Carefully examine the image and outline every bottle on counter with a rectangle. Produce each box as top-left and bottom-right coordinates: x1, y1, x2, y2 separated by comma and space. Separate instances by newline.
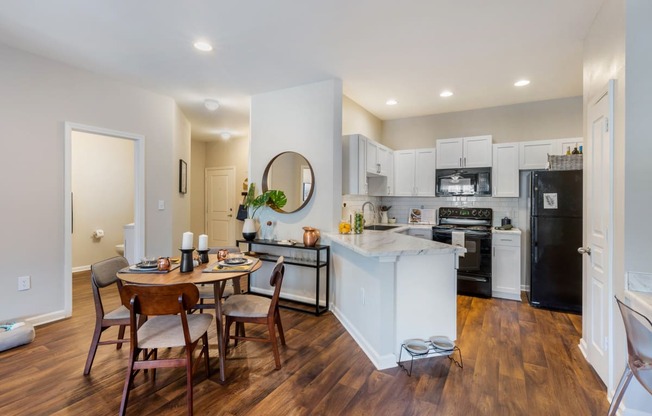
353, 211, 364, 234
572, 146, 580, 155
579, 145, 583, 154
566, 146, 571, 155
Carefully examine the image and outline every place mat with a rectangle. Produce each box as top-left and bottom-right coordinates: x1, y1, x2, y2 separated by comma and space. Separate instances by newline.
203, 257, 259, 273
119, 263, 180, 274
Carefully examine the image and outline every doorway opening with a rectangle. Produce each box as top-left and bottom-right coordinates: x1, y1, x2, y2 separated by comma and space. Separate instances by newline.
64, 122, 145, 317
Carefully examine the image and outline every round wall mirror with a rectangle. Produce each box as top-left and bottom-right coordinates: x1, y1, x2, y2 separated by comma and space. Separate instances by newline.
262, 152, 315, 214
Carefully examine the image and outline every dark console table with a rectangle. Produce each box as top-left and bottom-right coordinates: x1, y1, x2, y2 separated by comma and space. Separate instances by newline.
236, 239, 330, 316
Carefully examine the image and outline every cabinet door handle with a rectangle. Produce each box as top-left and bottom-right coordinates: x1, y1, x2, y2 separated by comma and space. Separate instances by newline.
459, 157, 462, 167
464, 157, 467, 167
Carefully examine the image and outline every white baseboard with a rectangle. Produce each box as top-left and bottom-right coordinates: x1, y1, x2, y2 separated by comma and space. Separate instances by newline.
25, 310, 69, 327
72, 265, 90, 273
330, 304, 397, 370
578, 338, 588, 359
250, 286, 327, 307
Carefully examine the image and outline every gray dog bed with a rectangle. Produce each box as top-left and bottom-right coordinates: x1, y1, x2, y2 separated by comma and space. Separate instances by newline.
0, 322, 35, 352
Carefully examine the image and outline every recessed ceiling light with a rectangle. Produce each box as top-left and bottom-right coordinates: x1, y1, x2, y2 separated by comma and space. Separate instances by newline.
220, 132, 232, 140
440, 91, 453, 98
386, 99, 398, 106
514, 79, 530, 87
204, 99, 220, 111
193, 41, 213, 52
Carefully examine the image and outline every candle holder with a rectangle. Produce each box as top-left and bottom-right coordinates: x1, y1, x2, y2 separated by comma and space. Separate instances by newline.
180, 248, 195, 273
196, 249, 209, 264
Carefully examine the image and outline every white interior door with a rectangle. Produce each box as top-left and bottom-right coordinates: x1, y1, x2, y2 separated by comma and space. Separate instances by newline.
205, 167, 235, 247
583, 83, 613, 386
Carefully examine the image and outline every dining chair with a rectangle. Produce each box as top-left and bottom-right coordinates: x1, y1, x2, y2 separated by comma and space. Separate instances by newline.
608, 297, 652, 416
223, 257, 286, 369
83, 256, 130, 376
119, 283, 212, 416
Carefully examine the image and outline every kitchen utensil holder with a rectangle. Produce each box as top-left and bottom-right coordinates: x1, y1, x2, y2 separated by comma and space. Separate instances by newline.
397, 341, 463, 376
179, 248, 195, 273
196, 249, 209, 264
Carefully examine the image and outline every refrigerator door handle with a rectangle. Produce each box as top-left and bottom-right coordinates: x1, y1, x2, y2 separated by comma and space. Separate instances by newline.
577, 246, 591, 256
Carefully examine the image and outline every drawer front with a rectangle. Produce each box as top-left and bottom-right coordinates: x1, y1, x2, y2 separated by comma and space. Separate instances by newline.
493, 233, 520, 247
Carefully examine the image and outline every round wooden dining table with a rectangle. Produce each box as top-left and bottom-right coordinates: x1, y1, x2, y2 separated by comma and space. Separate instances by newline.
118, 253, 262, 382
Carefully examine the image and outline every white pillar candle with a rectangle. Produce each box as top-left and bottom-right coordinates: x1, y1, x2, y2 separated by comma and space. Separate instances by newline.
181, 232, 194, 249
198, 234, 208, 250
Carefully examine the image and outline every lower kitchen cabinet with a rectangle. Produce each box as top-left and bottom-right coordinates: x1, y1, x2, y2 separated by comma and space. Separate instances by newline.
492, 230, 521, 301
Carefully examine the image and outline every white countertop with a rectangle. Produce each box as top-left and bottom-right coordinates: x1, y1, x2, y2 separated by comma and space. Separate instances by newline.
324, 230, 463, 258
492, 227, 522, 235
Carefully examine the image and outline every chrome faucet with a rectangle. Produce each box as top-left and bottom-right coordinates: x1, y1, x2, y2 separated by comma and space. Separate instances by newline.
362, 201, 376, 225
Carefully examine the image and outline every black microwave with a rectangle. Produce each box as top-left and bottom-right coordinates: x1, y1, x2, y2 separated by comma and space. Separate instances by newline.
435, 168, 492, 197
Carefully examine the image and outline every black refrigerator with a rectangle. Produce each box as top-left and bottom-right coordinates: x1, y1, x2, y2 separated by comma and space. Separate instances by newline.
528, 170, 583, 313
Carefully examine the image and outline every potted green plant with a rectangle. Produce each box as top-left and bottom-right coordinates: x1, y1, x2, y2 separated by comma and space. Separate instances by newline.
242, 183, 287, 240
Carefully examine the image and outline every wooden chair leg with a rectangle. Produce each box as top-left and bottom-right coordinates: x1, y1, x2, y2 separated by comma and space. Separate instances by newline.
224, 317, 233, 354
268, 319, 281, 370
119, 349, 138, 416
117, 325, 126, 350
186, 349, 194, 416
275, 309, 286, 346
83, 323, 103, 375
202, 333, 210, 378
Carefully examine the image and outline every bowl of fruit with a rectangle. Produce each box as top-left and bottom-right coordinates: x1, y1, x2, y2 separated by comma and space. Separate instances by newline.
338, 220, 352, 234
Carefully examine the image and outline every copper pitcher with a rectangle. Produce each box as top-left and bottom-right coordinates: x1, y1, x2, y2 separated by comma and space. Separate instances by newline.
217, 249, 229, 262
302, 227, 320, 247
157, 257, 171, 271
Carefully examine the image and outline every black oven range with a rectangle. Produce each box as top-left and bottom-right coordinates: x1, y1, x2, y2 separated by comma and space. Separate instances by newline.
432, 207, 493, 298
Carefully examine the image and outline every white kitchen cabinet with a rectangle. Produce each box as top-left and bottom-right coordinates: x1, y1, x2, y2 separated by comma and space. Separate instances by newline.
519, 140, 555, 170
436, 135, 492, 168
492, 143, 519, 197
368, 150, 394, 196
366, 139, 391, 176
492, 231, 521, 301
393, 148, 436, 196
407, 228, 432, 239
342, 134, 368, 195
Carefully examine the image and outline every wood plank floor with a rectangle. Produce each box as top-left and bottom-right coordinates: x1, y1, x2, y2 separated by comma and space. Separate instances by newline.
0, 272, 609, 415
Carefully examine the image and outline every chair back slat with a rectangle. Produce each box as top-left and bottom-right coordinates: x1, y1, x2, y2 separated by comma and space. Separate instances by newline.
268, 257, 285, 313
121, 284, 200, 316
91, 256, 129, 288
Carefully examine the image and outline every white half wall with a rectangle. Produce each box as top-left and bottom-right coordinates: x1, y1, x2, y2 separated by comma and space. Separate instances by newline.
248, 79, 342, 302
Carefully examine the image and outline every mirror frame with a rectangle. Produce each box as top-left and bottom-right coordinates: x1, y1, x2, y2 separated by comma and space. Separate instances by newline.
262, 151, 315, 214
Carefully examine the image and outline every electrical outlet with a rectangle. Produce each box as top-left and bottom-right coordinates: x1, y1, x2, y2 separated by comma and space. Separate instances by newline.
18, 276, 31, 291
158, 200, 165, 210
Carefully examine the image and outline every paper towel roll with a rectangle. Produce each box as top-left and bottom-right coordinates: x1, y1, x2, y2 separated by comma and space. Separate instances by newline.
92, 229, 104, 238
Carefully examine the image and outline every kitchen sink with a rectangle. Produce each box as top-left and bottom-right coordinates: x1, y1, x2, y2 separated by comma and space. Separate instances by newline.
363, 224, 401, 231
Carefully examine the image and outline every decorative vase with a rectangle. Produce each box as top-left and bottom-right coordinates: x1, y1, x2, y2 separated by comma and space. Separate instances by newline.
243, 218, 257, 241
303, 226, 319, 247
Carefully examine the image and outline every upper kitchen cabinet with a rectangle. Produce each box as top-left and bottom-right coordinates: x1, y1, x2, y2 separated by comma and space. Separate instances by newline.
492, 143, 519, 197
519, 138, 583, 170
436, 135, 493, 169
394, 148, 436, 196
342, 134, 368, 195
519, 139, 556, 170
366, 140, 392, 176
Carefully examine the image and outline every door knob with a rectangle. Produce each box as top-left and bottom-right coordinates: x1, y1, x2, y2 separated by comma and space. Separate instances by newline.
577, 247, 591, 255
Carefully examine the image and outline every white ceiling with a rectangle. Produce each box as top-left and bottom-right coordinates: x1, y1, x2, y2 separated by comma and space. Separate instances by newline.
0, 0, 604, 141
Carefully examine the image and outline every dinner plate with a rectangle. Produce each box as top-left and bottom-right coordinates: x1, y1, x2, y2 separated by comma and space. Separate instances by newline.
429, 335, 455, 351
136, 262, 158, 269
130, 265, 158, 271
223, 257, 247, 265
404, 338, 429, 355
218, 258, 253, 267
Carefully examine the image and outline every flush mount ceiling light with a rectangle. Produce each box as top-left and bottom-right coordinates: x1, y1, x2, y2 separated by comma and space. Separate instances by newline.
193, 41, 213, 52
220, 132, 232, 140
386, 99, 398, 106
204, 99, 220, 111
440, 91, 453, 97
514, 79, 531, 87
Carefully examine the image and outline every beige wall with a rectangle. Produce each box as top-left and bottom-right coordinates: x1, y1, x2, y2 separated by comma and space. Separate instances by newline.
382, 96, 583, 149
172, 106, 192, 250
343, 95, 383, 143
71, 132, 134, 268
0, 43, 189, 322
190, 140, 206, 236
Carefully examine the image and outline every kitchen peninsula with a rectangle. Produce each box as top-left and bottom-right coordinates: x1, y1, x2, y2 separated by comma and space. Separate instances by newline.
324, 230, 464, 369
